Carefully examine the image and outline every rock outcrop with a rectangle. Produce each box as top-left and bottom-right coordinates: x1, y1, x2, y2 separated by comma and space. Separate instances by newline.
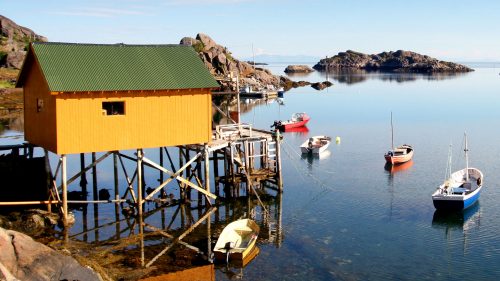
313, 50, 473, 73
0, 15, 47, 69
180, 33, 281, 91
0, 227, 101, 281
284, 65, 314, 73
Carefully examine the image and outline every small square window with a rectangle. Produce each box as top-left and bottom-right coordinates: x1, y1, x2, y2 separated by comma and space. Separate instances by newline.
102, 101, 125, 115
37, 98, 44, 112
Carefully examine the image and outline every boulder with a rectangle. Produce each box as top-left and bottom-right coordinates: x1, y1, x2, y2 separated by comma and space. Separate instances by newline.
5, 51, 26, 69
0, 227, 101, 281
179, 37, 198, 46
284, 65, 314, 73
196, 33, 217, 51
311, 81, 333, 90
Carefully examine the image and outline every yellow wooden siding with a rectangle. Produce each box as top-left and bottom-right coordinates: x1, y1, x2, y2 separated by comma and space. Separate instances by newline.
55, 89, 212, 154
23, 57, 57, 152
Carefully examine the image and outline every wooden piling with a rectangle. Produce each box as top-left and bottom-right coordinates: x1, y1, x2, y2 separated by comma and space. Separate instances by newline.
137, 149, 144, 216
61, 155, 68, 226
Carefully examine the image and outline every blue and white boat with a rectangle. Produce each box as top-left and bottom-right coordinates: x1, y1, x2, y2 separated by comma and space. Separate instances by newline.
432, 133, 484, 211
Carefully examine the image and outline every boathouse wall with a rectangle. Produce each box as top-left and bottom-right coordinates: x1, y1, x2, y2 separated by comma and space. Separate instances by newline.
22, 51, 58, 153
53, 89, 212, 154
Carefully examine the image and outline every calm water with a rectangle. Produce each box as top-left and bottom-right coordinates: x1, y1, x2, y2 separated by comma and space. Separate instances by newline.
2, 64, 500, 280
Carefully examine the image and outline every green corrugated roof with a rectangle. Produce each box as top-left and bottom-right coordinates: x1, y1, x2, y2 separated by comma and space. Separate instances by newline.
24, 42, 219, 92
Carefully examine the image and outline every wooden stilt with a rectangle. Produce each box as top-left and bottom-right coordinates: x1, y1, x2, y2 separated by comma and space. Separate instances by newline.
92, 152, 98, 200
213, 151, 219, 196
137, 149, 144, 216
179, 148, 185, 201
275, 131, 283, 192
204, 144, 210, 206
61, 154, 68, 227
80, 153, 87, 195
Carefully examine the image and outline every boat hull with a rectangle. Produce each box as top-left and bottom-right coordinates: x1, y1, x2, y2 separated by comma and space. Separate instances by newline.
384, 145, 413, 165
278, 118, 310, 131
432, 168, 483, 211
432, 188, 481, 211
213, 219, 260, 263
300, 136, 331, 154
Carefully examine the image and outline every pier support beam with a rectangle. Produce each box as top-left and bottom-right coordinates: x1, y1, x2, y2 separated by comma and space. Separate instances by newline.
61, 154, 68, 226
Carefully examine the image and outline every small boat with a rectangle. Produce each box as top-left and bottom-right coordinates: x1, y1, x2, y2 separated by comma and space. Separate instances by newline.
272, 112, 310, 131
214, 219, 260, 263
384, 112, 413, 165
432, 133, 484, 211
300, 135, 331, 154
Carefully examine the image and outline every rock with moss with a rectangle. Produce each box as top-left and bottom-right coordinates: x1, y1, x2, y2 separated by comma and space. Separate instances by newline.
313, 50, 473, 73
0, 15, 47, 69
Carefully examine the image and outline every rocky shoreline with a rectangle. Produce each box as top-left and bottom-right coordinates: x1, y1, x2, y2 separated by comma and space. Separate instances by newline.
313, 50, 473, 73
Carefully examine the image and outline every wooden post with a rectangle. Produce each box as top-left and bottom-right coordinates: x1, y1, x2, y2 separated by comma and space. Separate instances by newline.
179, 147, 185, 201
159, 147, 164, 183
113, 151, 120, 239
92, 152, 97, 200
186, 148, 192, 202
275, 130, 283, 192
204, 144, 210, 206
61, 155, 68, 227
113, 152, 119, 201
80, 153, 87, 196
213, 151, 219, 196
207, 209, 212, 261
43, 149, 52, 213
197, 148, 203, 207
137, 149, 144, 216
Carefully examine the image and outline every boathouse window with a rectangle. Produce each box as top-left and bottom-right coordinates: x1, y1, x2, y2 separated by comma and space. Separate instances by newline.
102, 101, 125, 116
36, 98, 44, 112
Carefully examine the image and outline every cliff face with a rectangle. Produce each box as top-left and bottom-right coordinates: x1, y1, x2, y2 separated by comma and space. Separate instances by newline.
313, 50, 473, 73
0, 15, 47, 69
180, 33, 280, 91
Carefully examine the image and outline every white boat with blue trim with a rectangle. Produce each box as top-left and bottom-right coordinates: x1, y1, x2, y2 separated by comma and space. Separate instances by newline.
432, 133, 483, 211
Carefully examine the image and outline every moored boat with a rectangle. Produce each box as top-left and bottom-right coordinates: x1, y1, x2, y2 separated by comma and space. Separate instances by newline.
300, 135, 331, 154
272, 112, 310, 131
384, 144, 414, 165
432, 133, 484, 211
213, 219, 260, 263
384, 112, 413, 165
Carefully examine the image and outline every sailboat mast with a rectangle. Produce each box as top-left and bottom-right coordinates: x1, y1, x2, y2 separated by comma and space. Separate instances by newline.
390, 112, 394, 151
464, 132, 469, 181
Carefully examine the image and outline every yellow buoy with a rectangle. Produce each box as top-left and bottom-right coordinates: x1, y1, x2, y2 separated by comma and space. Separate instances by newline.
335, 136, 341, 144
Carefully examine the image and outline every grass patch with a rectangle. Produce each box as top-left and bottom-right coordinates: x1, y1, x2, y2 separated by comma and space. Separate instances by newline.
0, 80, 14, 88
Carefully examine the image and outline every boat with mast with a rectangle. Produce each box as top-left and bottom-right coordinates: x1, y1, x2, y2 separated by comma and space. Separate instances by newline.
432, 133, 484, 211
384, 112, 413, 165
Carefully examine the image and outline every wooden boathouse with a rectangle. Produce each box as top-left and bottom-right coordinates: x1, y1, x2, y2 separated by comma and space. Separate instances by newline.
13, 42, 283, 226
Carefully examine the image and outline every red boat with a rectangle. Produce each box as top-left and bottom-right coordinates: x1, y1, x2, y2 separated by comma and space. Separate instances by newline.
384, 145, 414, 165
272, 113, 310, 131
384, 112, 413, 165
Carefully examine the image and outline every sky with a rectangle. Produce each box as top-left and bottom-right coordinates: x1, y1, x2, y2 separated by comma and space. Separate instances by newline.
2, 0, 500, 61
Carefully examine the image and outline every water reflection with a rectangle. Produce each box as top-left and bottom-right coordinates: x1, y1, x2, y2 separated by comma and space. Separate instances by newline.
301, 150, 331, 166
64, 191, 283, 280
384, 160, 414, 174
325, 69, 471, 84
284, 68, 471, 85
281, 126, 309, 135
432, 203, 481, 254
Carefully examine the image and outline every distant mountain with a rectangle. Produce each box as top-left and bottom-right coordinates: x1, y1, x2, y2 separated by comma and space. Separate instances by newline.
244, 54, 320, 64
0, 15, 47, 69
